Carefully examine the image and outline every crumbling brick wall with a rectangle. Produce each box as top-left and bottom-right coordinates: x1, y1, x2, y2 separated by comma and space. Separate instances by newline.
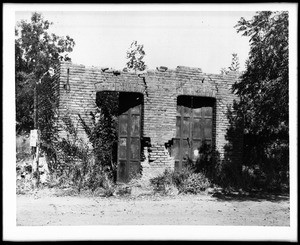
52, 61, 243, 180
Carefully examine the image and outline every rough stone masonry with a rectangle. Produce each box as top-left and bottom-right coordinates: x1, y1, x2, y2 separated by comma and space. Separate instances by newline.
49, 61, 243, 181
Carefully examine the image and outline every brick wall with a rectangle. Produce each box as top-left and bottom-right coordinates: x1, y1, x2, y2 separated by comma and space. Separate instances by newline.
53, 61, 243, 180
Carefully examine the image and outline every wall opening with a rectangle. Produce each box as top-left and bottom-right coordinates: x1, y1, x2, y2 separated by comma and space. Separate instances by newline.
117, 92, 144, 183
96, 91, 144, 183
171, 95, 216, 171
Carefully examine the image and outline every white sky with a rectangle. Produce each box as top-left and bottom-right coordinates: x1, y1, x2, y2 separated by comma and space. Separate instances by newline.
15, 10, 256, 73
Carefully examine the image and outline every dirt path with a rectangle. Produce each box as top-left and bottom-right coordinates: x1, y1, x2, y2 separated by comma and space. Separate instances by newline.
17, 193, 290, 226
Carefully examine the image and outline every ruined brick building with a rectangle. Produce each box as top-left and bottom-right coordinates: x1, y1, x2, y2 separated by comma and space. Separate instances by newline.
49, 61, 243, 182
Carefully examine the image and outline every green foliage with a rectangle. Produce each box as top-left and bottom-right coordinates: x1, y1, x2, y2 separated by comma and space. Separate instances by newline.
16, 133, 31, 161
79, 92, 119, 184
38, 74, 59, 172
126, 40, 147, 73
220, 67, 229, 75
230, 11, 289, 191
15, 12, 75, 133
45, 112, 117, 194
233, 11, 288, 143
54, 114, 92, 192
229, 53, 240, 72
37, 89, 119, 193
182, 173, 211, 194
114, 185, 132, 196
220, 53, 240, 74
150, 162, 212, 195
195, 139, 248, 190
16, 178, 35, 195
150, 169, 173, 193
195, 142, 214, 175
15, 72, 36, 133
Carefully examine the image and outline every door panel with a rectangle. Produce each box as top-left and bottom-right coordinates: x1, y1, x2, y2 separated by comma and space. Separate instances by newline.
129, 161, 141, 179
118, 160, 127, 183
182, 118, 190, 138
183, 106, 190, 117
192, 118, 202, 139
130, 115, 140, 136
193, 108, 202, 117
182, 139, 189, 154
204, 118, 212, 138
176, 117, 181, 137
118, 138, 127, 159
173, 96, 214, 171
117, 93, 142, 183
203, 107, 213, 116
119, 115, 128, 136
130, 138, 140, 160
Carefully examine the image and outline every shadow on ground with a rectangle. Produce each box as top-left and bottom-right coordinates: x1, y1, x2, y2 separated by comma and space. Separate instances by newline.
212, 191, 289, 202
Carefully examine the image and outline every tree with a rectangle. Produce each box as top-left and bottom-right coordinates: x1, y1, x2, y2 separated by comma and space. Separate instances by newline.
220, 53, 240, 74
126, 40, 146, 73
229, 53, 240, 72
15, 12, 75, 133
234, 11, 288, 143
231, 11, 289, 189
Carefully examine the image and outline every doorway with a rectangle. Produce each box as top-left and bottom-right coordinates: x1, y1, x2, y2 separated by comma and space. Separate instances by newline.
171, 96, 215, 171
117, 92, 143, 182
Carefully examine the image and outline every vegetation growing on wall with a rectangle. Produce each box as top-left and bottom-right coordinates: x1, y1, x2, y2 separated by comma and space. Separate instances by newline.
79, 91, 119, 186
220, 53, 240, 75
39, 108, 117, 194
125, 40, 147, 73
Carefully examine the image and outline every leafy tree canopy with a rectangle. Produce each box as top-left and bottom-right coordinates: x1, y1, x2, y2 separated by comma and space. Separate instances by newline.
15, 12, 75, 133
233, 11, 288, 144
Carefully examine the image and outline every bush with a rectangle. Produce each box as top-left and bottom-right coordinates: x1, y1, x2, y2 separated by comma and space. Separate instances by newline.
171, 165, 194, 190
41, 112, 116, 194
114, 185, 132, 196
52, 117, 92, 193
150, 165, 211, 195
150, 169, 173, 193
26, 75, 119, 195
181, 173, 211, 194
16, 178, 35, 195
16, 133, 32, 162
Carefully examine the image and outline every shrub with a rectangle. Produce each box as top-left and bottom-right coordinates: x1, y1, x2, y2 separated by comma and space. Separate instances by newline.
79, 91, 118, 184
171, 166, 193, 190
16, 178, 35, 195
52, 116, 92, 193
181, 172, 211, 194
28, 74, 119, 194
150, 165, 211, 195
40, 112, 114, 194
150, 169, 173, 193
114, 185, 132, 196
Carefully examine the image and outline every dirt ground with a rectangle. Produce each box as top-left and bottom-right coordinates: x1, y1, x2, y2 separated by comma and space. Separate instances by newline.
16, 189, 290, 226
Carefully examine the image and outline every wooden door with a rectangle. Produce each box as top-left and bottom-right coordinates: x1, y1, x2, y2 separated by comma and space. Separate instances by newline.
117, 93, 142, 182
172, 96, 214, 171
